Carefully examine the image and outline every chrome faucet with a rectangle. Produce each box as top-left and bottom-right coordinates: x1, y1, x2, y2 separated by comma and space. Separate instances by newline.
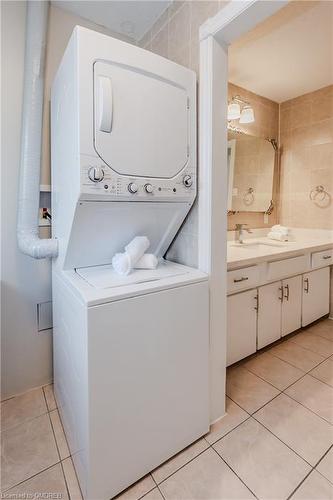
235, 223, 252, 244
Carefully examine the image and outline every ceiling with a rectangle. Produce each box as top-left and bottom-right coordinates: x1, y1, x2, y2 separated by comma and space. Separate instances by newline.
229, 1, 333, 103
52, 1, 171, 42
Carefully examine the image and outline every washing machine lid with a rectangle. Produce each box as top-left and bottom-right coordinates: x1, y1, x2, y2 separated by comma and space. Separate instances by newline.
93, 61, 189, 179
76, 260, 188, 289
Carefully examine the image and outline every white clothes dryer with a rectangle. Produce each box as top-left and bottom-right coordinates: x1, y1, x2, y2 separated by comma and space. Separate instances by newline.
51, 27, 209, 500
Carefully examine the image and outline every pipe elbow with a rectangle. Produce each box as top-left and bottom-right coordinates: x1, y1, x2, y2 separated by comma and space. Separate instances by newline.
17, 230, 58, 259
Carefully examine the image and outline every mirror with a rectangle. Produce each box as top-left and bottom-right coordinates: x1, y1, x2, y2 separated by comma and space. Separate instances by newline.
227, 130, 276, 213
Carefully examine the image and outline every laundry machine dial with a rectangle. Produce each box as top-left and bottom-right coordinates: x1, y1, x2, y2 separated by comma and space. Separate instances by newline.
144, 183, 153, 194
128, 182, 138, 194
88, 166, 104, 182
183, 175, 193, 187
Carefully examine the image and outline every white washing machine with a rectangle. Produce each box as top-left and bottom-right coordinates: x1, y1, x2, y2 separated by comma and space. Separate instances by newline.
51, 27, 209, 500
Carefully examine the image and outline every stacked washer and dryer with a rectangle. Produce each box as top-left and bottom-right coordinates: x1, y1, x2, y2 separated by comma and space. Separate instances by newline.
51, 26, 209, 500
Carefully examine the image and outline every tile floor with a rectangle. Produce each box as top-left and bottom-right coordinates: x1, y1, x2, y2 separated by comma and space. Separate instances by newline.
1, 318, 333, 500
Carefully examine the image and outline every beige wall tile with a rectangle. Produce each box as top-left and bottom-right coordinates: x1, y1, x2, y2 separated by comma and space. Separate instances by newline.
279, 85, 333, 229
168, 2, 190, 64
151, 25, 168, 59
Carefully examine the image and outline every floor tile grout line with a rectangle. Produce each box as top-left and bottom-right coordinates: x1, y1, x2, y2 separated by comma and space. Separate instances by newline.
281, 389, 333, 426
153, 445, 211, 487
60, 459, 72, 500
0, 408, 51, 434
42, 385, 58, 413
287, 335, 333, 358
48, 409, 63, 463
1, 460, 63, 494
226, 389, 283, 417
250, 412, 328, 470
314, 468, 333, 487
228, 364, 285, 393
307, 371, 333, 390
267, 348, 325, 372
150, 473, 166, 500
312, 443, 333, 469
224, 396, 333, 470
203, 414, 252, 447
64, 455, 84, 499
286, 465, 315, 500
211, 443, 259, 500
240, 362, 306, 392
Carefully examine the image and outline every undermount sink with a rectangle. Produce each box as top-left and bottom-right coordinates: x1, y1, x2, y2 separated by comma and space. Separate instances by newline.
230, 240, 286, 249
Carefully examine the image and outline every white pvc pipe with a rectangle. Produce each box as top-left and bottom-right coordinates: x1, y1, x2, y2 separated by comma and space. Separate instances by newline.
17, 0, 58, 259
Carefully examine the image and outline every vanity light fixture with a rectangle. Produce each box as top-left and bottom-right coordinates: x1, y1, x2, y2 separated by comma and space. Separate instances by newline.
228, 95, 255, 124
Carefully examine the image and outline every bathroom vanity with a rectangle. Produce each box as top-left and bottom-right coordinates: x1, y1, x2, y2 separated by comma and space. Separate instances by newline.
227, 233, 333, 366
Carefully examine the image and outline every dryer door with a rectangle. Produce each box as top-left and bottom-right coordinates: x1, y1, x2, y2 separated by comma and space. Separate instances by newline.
93, 61, 189, 179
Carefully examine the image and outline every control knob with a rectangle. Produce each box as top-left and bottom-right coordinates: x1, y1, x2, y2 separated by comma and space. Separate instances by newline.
144, 183, 153, 194
128, 182, 138, 194
88, 166, 104, 183
183, 175, 193, 188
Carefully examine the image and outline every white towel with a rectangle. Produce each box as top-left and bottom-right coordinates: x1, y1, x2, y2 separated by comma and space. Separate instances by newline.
112, 236, 150, 275
271, 224, 289, 236
267, 231, 288, 242
134, 254, 158, 270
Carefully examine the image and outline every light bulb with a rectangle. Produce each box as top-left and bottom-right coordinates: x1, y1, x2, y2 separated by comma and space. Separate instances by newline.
239, 105, 255, 124
227, 102, 241, 120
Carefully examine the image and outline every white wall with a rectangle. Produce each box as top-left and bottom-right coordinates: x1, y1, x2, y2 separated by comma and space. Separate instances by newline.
0, 2, 133, 399
1, 0, 52, 399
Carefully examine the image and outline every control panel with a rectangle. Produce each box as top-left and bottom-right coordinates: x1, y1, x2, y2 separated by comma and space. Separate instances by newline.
80, 157, 196, 201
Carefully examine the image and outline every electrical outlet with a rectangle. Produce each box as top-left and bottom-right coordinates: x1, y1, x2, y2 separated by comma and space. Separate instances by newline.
39, 207, 51, 227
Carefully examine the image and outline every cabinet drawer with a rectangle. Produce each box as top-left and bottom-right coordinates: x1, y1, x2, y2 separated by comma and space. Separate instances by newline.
227, 265, 259, 293
267, 255, 308, 281
312, 249, 333, 269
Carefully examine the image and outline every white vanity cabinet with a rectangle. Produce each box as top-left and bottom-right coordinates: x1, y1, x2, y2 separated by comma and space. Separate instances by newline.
257, 276, 303, 348
257, 282, 282, 349
302, 267, 330, 326
227, 243, 331, 365
227, 289, 257, 366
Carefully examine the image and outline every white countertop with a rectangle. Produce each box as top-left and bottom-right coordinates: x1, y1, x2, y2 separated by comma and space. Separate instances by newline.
227, 234, 333, 270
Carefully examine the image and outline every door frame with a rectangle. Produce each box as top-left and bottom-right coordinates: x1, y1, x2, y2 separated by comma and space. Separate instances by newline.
198, 0, 288, 422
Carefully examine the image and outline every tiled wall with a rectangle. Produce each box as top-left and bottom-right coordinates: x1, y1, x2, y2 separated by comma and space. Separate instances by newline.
141, 2, 280, 264
140, 0, 229, 265
279, 85, 333, 229
140, 1, 227, 74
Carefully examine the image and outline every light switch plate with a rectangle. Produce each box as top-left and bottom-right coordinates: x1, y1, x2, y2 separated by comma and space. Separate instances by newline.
37, 301, 53, 331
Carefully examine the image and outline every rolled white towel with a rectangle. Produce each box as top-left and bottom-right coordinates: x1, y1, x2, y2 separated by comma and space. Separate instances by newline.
134, 254, 158, 270
267, 231, 288, 242
112, 236, 150, 275
271, 224, 289, 236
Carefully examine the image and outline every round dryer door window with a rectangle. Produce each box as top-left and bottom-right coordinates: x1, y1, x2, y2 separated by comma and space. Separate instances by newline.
93, 61, 189, 179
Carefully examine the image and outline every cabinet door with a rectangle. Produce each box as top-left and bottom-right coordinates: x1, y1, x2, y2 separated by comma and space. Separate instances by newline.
257, 282, 282, 349
227, 290, 257, 366
281, 275, 302, 337
302, 267, 330, 327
